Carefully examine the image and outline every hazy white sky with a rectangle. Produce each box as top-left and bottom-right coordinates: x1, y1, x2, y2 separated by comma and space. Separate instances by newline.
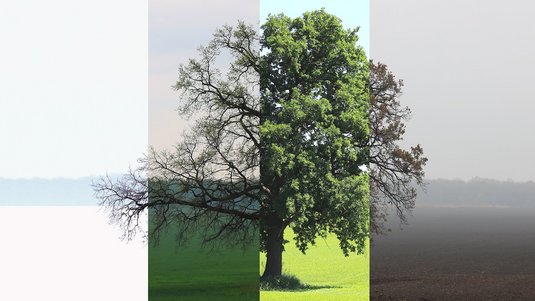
6, 0, 525, 182
6, 0, 530, 182
372, 0, 535, 181
1, 0, 369, 179
0, 0, 148, 179
149, 0, 259, 151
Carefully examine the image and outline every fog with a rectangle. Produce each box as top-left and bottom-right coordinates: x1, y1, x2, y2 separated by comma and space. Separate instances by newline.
371, 180, 535, 300
417, 178, 535, 209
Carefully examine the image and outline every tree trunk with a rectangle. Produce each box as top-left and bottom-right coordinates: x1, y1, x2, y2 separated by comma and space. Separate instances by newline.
261, 219, 285, 279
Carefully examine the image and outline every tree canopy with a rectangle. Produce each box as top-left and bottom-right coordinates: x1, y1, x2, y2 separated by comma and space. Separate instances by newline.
94, 9, 426, 279
258, 10, 370, 277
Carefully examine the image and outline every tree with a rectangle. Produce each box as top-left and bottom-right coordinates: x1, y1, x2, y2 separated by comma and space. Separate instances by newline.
94, 10, 425, 279
368, 61, 427, 234
258, 11, 370, 277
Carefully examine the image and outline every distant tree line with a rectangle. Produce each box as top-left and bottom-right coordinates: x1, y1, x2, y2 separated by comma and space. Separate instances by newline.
417, 178, 535, 208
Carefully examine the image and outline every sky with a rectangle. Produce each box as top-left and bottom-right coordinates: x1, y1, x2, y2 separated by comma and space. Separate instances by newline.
0, 0, 368, 179
149, 0, 259, 151
0, 0, 148, 179
372, 0, 535, 182
261, 0, 369, 54
150, 0, 369, 152
7, 0, 525, 182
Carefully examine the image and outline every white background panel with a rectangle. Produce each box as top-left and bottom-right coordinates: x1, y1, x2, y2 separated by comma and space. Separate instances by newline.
0, 207, 147, 301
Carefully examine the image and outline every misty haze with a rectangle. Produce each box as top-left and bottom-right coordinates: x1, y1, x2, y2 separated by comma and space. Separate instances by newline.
0, 177, 101, 205
370, 0, 535, 299
371, 179, 535, 300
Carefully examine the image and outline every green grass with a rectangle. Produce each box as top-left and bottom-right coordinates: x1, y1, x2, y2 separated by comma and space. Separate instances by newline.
149, 229, 259, 301
260, 230, 369, 301
148, 222, 368, 300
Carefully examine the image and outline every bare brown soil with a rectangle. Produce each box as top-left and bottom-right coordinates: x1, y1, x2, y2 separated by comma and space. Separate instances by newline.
371, 207, 535, 301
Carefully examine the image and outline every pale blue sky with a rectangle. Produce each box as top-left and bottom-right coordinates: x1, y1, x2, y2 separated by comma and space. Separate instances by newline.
261, 0, 369, 54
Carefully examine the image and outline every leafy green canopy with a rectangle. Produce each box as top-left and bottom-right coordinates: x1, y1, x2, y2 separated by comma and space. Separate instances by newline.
259, 10, 369, 255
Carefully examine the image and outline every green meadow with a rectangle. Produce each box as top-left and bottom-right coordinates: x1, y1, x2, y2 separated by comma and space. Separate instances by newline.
148, 226, 368, 301
260, 230, 369, 301
149, 229, 259, 301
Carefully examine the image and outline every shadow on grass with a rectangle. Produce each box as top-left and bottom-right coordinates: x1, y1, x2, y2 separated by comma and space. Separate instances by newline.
260, 274, 339, 292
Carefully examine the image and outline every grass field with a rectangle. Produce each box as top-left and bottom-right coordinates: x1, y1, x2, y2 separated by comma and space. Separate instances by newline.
260, 230, 369, 301
149, 228, 259, 301
148, 223, 368, 301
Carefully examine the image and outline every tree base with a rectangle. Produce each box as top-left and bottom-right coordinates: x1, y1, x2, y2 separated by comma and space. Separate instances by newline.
259, 274, 305, 291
